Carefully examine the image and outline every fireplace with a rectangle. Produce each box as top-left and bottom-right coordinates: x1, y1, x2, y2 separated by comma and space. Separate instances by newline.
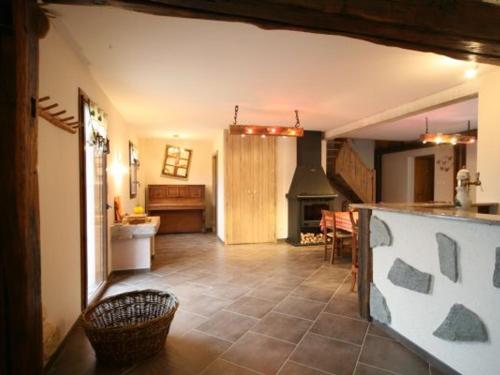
286, 131, 337, 246
302, 200, 330, 227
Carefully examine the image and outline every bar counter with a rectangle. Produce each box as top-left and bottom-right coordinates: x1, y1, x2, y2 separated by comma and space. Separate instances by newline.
352, 202, 500, 226
352, 203, 500, 375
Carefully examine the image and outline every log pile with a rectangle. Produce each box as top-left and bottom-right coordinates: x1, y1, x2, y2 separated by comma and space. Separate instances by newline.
300, 232, 324, 245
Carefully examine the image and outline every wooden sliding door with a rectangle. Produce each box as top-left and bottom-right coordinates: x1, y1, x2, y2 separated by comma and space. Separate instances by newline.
224, 131, 276, 244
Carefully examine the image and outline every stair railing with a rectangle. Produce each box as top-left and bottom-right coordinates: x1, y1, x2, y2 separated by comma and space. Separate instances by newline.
335, 140, 375, 203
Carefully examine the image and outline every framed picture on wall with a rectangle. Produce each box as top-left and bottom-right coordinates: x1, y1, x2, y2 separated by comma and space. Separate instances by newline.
162, 145, 192, 178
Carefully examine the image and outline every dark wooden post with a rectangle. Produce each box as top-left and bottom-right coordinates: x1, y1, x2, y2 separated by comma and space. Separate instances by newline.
357, 208, 372, 320
0, 0, 42, 373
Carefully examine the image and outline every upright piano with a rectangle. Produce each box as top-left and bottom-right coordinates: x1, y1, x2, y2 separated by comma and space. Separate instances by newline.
146, 184, 206, 234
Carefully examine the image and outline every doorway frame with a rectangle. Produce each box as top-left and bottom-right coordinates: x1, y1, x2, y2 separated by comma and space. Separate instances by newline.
4, 1, 499, 374
412, 154, 436, 203
78, 89, 109, 309
212, 151, 218, 234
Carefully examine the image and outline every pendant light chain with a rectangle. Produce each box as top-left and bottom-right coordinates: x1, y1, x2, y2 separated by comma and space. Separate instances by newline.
295, 110, 300, 128
233, 105, 239, 125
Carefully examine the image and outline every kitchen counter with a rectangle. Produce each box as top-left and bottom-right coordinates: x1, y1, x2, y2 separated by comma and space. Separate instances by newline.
355, 203, 500, 374
351, 202, 500, 226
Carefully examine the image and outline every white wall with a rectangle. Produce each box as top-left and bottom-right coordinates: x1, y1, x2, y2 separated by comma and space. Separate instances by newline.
372, 210, 500, 375
138, 137, 214, 228
477, 68, 500, 204
381, 145, 454, 203
39, 24, 137, 346
276, 138, 297, 239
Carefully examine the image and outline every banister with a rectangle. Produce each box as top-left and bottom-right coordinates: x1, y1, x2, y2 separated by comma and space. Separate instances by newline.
334, 140, 375, 203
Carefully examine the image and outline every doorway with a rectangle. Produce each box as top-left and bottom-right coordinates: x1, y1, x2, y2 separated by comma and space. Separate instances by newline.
212, 152, 218, 234
79, 92, 108, 307
414, 155, 435, 202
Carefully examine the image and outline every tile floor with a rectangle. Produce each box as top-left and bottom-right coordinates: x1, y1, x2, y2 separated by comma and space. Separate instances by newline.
47, 234, 437, 375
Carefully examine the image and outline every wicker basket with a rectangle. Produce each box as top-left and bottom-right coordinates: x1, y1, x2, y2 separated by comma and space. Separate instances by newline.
81, 289, 179, 365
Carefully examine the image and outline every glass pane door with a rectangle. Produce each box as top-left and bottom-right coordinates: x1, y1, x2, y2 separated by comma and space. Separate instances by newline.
82, 100, 107, 303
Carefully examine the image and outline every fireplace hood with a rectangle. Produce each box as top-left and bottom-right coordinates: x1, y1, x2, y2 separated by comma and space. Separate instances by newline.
287, 131, 337, 199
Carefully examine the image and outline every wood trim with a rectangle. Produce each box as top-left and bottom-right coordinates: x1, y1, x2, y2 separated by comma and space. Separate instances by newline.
357, 208, 372, 320
212, 151, 218, 234
371, 321, 460, 375
1, 1, 43, 373
43, 318, 80, 372
44, 0, 500, 66
78, 90, 88, 311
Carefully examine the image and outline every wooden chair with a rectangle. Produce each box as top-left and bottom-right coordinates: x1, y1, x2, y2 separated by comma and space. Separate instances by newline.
321, 210, 353, 264
349, 209, 359, 292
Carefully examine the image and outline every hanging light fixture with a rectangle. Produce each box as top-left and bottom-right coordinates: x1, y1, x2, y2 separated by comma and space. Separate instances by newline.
229, 105, 304, 137
420, 118, 476, 145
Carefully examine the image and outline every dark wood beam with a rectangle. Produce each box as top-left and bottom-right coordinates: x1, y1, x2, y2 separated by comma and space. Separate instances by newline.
0, 0, 43, 373
357, 207, 372, 320
43, 0, 500, 65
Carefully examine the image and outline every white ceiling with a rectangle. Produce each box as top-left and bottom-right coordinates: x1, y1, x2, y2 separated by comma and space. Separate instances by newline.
345, 97, 478, 141
50, 5, 491, 139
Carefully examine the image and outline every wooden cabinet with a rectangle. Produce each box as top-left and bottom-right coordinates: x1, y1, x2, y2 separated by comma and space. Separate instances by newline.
224, 131, 276, 244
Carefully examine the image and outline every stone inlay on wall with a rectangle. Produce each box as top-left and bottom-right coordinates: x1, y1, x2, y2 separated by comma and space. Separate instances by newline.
436, 233, 459, 282
388, 258, 432, 294
493, 247, 500, 288
370, 283, 391, 325
370, 216, 392, 247
433, 304, 488, 342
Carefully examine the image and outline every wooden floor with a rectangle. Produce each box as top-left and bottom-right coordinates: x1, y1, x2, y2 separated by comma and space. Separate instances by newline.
47, 234, 440, 375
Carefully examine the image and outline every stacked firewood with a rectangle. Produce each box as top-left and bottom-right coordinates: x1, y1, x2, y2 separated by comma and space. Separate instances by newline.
300, 232, 325, 245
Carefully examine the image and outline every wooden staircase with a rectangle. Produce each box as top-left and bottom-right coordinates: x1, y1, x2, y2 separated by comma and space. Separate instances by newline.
327, 139, 375, 203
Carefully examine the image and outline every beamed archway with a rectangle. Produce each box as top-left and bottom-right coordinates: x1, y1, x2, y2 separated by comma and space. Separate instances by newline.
2, 0, 500, 373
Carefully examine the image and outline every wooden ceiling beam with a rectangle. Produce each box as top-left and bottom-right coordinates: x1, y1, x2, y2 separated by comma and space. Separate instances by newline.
43, 0, 500, 65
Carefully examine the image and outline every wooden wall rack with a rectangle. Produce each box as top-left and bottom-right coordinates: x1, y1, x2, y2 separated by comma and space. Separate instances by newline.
38, 96, 79, 134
